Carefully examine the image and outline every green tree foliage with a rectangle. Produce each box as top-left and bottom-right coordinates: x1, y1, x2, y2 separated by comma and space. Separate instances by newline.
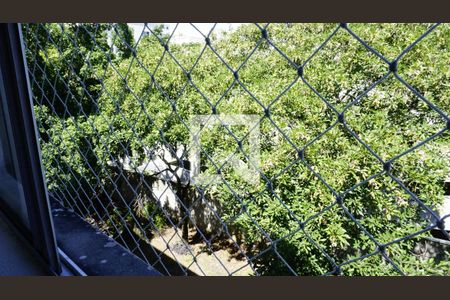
25, 23, 450, 275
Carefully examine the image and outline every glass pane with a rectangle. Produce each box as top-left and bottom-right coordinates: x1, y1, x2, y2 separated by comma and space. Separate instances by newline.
0, 86, 30, 230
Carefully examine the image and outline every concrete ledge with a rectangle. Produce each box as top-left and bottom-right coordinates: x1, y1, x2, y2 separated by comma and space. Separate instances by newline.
50, 199, 161, 276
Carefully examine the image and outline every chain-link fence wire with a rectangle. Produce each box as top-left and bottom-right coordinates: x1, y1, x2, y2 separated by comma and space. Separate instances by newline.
22, 23, 450, 276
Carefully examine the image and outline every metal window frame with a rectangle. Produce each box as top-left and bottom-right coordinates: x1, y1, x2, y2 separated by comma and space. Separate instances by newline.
0, 23, 61, 275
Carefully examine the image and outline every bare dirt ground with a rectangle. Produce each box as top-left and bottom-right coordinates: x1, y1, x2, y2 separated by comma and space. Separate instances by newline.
149, 227, 254, 276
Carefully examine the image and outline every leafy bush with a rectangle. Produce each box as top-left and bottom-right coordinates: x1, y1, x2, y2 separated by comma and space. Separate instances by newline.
25, 23, 449, 275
